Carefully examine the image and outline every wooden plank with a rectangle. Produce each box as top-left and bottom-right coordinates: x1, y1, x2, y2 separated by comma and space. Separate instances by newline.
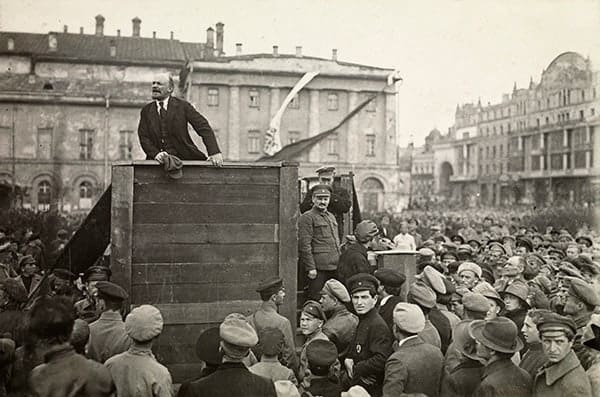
133, 224, 279, 245
133, 203, 277, 224
134, 166, 280, 185
131, 262, 277, 285
158, 323, 220, 343
154, 301, 261, 324
278, 165, 299, 326
110, 165, 134, 302
131, 282, 260, 304
133, 183, 279, 205
132, 242, 278, 264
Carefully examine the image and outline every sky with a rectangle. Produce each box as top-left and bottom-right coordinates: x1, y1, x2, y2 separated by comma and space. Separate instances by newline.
1, 0, 599, 146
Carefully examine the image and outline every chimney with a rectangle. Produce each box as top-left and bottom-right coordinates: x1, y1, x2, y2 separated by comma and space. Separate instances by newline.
216, 22, 224, 55
331, 48, 338, 61
170, 31, 174, 40
63, 25, 68, 33
235, 43, 242, 55
80, 27, 84, 34
109, 40, 116, 57
152, 31, 156, 39
7, 38, 14, 51
95, 14, 105, 36
132, 17, 141, 37
272, 45, 279, 56
206, 27, 214, 48
48, 33, 57, 52
295, 46, 302, 57
117, 29, 121, 37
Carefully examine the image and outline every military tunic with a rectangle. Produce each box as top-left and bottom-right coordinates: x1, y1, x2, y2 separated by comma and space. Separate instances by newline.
88, 310, 132, 363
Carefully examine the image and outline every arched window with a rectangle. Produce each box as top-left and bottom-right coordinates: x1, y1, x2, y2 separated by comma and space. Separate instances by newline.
79, 181, 93, 209
37, 180, 51, 211
361, 177, 384, 213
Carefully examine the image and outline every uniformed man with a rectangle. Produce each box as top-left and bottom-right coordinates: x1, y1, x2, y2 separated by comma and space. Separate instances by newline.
319, 279, 358, 358
373, 268, 405, 332
298, 184, 341, 301
247, 276, 298, 374
87, 281, 132, 363
75, 265, 111, 323
344, 273, 393, 397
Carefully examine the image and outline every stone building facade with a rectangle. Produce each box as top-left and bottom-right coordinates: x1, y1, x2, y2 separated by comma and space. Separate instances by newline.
436, 52, 599, 207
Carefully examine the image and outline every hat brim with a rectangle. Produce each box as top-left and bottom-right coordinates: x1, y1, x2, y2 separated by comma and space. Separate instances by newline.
469, 320, 524, 354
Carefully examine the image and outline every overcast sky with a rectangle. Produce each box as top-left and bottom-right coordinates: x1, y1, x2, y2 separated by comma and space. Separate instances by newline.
1, 0, 599, 146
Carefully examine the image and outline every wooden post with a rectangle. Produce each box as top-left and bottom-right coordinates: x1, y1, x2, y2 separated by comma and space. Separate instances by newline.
279, 163, 298, 325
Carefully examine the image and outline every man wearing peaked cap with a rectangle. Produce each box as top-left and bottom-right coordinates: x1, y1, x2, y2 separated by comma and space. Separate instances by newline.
247, 276, 298, 374
106, 305, 172, 397
179, 313, 277, 397
320, 279, 358, 358
302, 339, 343, 397
88, 281, 132, 364
75, 265, 111, 324
344, 273, 392, 397
533, 313, 592, 397
384, 302, 444, 397
515, 237, 534, 256
374, 268, 405, 332
469, 317, 532, 397
462, 292, 492, 320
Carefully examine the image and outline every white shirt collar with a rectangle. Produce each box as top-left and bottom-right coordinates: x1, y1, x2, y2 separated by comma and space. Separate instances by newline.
380, 295, 392, 307
156, 95, 170, 112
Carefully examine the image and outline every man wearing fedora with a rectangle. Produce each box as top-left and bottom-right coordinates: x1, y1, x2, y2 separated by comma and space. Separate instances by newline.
533, 313, 592, 397
469, 316, 532, 397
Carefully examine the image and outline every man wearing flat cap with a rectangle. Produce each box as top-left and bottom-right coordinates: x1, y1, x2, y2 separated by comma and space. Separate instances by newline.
247, 276, 298, 374
303, 339, 342, 397
469, 317, 532, 397
179, 313, 277, 397
106, 305, 173, 397
383, 303, 443, 397
374, 268, 405, 332
406, 282, 441, 350
88, 281, 132, 364
320, 279, 358, 358
298, 184, 341, 301
533, 313, 592, 397
344, 273, 392, 397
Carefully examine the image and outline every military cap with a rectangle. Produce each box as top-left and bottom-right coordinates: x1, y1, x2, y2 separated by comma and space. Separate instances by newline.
311, 184, 332, 197
220, 313, 258, 348
467, 239, 482, 248
257, 327, 285, 357
502, 281, 530, 306
527, 253, 546, 267
433, 235, 448, 243
501, 235, 516, 242
537, 312, 577, 335
565, 276, 600, 306
195, 327, 221, 365
95, 281, 128, 301
393, 302, 426, 333
83, 265, 111, 282
374, 268, 406, 288
18, 255, 36, 268
516, 238, 533, 252
321, 279, 351, 303
441, 251, 458, 261
458, 262, 482, 278
347, 273, 379, 294
0, 278, 27, 303
408, 282, 436, 309
474, 283, 505, 308
442, 242, 458, 252
52, 268, 76, 281
457, 244, 473, 254
421, 266, 446, 294
451, 235, 465, 244
462, 292, 492, 313
488, 242, 506, 254
256, 276, 283, 296
302, 300, 326, 321
558, 231, 573, 241
576, 236, 593, 248
547, 248, 565, 260
315, 166, 335, 175
306, 339, 338, 368
125, 305, 163, 342
418, 247, 435, 257
430, 224, 442, 231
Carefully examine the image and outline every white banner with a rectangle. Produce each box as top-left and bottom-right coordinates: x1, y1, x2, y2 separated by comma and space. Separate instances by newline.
263, 71, 319, 156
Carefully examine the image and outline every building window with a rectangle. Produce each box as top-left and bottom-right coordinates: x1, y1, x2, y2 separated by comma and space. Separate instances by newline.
327, 133, 338, 155
288, 130, 300, 144
574, 151, 587, 168
579, 110, 584, 120
119, 130, 133, 160
492, 146, 496, 158
79, 181, 93, 209
366, 135, 375, 157
0, 127, 10, 157
531, 134, 540, 149
531, 155, 541, 171
247, 130, 261, 154
289, 94, 299, 109
550, 154, 563, 170
327, 93, 339, 111
207, 88, 219, 106
507, 124, 511, 133
361, 177, 384, 213
249, 89, 260, 108
37, 180, 51, 211
37, 128, 52, 159
499, 145, 503, 157
592, 108, 596, 116
79, 129, 94, 160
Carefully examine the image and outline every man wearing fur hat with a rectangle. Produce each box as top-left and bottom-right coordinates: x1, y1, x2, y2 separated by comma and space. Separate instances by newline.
383, 303, 443, 397
179, 313, 276, 397
105, 305, 173, 396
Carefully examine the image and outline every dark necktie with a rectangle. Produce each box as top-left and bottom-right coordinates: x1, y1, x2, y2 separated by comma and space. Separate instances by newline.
158, 101, 167, 119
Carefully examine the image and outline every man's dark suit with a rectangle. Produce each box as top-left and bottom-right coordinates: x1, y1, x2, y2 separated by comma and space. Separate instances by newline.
176, 362, 276, 397
378, 295, 403, 332
137, 96, 220, 160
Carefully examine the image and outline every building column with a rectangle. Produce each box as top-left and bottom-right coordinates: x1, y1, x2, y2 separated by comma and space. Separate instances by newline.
228, 85, 240, 160
347, 91, 360, 163
308, 89, 320, 162
384, 92, 396, 165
